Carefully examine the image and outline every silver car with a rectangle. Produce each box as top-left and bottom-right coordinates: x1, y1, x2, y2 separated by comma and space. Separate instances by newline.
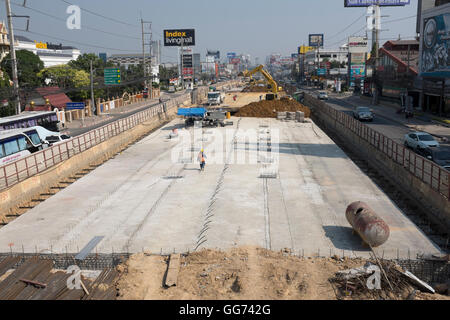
353, 107, 374, 122
404, 132, 440, 151
317, 91, 328, 100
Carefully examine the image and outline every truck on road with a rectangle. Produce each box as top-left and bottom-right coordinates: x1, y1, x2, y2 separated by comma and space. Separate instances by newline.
207, 91, 225, 106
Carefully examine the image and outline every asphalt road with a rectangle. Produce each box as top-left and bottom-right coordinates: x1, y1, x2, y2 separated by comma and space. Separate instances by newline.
67, 91, 187, 137
303, 87, 449, 147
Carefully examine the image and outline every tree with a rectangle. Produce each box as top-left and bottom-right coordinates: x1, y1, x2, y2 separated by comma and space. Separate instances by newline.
69, 53, 114, 77
38, 65, 90, 89
159, 65, 178, 85
0, 50, 44, 87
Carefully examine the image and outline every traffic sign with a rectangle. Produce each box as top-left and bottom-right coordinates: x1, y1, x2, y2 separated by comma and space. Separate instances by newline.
66, 102, 85, 110
104, 68, 121, 85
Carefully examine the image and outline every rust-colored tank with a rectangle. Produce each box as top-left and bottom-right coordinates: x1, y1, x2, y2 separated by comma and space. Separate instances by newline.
345, 201, 390, 247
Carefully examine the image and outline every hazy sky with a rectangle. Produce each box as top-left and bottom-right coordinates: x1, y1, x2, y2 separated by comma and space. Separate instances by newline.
0, 0, 419, 63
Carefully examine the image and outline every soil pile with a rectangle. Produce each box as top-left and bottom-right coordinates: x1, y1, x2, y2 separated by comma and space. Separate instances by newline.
242, 86, 269, 93
235, 97, 311, 118
115, 246, 449, 300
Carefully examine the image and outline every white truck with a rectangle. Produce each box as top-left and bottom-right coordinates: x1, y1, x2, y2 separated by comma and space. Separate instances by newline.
207, 91, 225, 106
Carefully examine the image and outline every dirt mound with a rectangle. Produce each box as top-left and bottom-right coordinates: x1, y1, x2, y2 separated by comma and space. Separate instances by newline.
242, 86, 269, 93
235, 98, 311, 118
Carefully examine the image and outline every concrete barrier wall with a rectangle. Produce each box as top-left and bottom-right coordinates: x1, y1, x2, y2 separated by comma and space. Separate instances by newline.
305, 94, 450, 232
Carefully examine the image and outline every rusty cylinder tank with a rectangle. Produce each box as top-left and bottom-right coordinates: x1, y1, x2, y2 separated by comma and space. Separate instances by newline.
345, 201, 390, 247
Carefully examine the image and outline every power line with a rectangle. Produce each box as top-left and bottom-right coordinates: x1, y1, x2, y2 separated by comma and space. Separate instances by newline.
327, 10, 366, 41
7, 0, 141, 41
58, 0, 139, 28
16, 28, 141, 52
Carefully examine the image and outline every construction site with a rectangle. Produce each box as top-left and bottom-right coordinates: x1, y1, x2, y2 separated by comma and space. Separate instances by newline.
0, 71, 449, 300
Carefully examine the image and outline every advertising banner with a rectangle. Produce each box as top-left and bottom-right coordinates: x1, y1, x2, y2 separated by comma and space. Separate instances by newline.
164, 29, 195, 47
182, 54, 193, 68
344, 0, 410, 7
348, 37, 369, 53
298, 45, 315, 54
309, 34, 324, 48
419, 4, 450, 78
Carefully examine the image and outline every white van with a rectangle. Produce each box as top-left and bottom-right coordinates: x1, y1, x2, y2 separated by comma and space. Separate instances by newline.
30, 126, 72, 146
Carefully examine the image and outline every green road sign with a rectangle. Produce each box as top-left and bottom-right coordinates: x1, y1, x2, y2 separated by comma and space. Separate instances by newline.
104, 68, 121, 85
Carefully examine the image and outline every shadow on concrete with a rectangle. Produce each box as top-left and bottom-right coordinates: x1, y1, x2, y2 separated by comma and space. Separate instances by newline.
231, 143, 347, 158
322, 225, 371, 251
161, 123, 185, 131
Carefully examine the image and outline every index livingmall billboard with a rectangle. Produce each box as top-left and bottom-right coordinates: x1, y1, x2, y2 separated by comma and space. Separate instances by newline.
163, 29, 195, 47
344, 0, 410, 6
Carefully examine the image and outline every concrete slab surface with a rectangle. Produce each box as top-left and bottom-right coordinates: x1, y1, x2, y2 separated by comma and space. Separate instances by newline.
0, 117, 441, 259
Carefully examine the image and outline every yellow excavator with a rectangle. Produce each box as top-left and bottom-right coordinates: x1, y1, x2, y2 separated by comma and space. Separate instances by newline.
241, 65, 282, 100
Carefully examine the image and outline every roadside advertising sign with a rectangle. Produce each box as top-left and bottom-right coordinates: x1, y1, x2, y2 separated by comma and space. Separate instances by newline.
348, 37, 369, 53
309, 34, 324, 48
344, 0, 410, 7
419, 4, 450, 78
164, 29, 195, 46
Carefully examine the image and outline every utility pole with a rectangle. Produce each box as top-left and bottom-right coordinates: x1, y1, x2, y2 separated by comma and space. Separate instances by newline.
5, 0, 21, 114
141, 19, 152, 98
180, 38, 184, 89
90, 60, 95, 116
373, 4, 381, 104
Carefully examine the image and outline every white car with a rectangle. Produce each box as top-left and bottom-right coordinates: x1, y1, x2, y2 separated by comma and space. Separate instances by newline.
404, 132, 440, 151
31, 126, 72, 146
317, 91, 328, 100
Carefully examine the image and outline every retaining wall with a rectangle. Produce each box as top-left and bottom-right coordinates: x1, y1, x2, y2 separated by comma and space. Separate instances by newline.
305, 94, 450, 232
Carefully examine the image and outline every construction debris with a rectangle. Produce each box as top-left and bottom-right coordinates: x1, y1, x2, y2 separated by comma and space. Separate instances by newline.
329, 259, 440, 300
235, 98, 311, 118
0, 257, 119, 300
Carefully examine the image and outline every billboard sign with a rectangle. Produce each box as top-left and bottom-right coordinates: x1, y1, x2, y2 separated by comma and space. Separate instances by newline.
344, 0, 410, 7
348, 37, 369, 53
231, 58, 241, 64
309, 34, 324, 48
182, 54, 193, 68
227, 52, 236, 59
298, 45, 315, 54
419, 4, 450, 78
164, 29, 195, 47
317, 69, 327, 76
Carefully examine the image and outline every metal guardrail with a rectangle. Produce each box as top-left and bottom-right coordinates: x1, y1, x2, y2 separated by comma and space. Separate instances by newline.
308, 95, 450, 201
0, 93, 190, 191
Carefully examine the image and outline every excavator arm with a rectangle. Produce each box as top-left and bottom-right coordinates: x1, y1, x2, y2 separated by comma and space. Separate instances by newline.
242, 65, 281, 95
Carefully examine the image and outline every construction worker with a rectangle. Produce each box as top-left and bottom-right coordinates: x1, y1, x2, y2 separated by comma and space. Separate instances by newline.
198, 149, 207, 171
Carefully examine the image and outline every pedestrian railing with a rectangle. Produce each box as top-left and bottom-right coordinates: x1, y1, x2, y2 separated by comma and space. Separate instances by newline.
307, 95, 450, 201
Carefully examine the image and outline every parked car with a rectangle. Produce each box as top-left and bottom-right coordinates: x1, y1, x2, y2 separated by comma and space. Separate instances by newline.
353, 107, 374, 122
317, 91, 328, 100
404, 132, 440, 151
417, 147, 450, 171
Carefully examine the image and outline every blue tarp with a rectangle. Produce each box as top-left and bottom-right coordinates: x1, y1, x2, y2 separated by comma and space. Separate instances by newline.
177, 108, 207, 117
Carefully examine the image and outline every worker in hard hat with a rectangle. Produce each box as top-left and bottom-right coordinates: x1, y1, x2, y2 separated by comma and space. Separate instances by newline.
197, 149, 207, 172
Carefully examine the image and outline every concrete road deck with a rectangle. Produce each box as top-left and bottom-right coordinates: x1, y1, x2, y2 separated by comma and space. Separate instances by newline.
0, 117, 441, 258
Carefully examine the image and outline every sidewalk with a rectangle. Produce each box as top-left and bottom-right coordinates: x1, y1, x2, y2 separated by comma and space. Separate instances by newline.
340, 94, 450, 144
63, 92, 181, 136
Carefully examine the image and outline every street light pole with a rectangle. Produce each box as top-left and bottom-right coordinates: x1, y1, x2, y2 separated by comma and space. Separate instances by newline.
5, 0, 21, 114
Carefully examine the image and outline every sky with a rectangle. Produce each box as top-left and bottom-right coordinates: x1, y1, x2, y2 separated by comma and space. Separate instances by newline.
0, 0, 419, 63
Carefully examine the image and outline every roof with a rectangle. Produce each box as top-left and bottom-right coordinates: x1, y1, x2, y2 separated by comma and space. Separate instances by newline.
0, 111, 56, 124
35, 87, 72, 109
380, 47, 419, 74
14, 35, 33, 43
177, 108, 207, 117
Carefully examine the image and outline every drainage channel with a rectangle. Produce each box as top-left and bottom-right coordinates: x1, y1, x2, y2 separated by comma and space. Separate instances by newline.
311, 113, 450, 253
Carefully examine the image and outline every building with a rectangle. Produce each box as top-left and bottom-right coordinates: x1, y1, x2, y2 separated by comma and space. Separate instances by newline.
23, 86, 72, 112
108, 54, 152, 68
0, 21, 9, 62
99, 53, 107, 63
366, 40, 420, 104
304, 45, 348, 77
14, 35, 80, 67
